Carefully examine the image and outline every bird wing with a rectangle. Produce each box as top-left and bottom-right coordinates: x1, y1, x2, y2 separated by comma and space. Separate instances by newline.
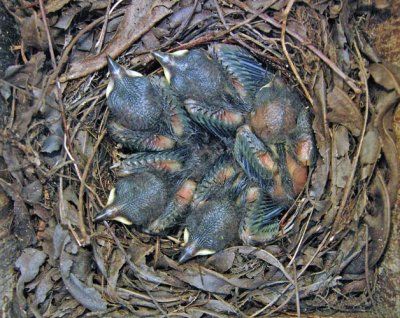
209, 44, 271, 102
184, 99, 244, 139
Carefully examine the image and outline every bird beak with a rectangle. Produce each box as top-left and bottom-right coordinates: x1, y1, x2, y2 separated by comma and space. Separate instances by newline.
107, 55, 124, 80
152, 51, 173, 66
94, 206, 133, 225
178, 241, 199, 263
178, 241, 216, 263
94, 187, 133, 225
94, 206, 118, 223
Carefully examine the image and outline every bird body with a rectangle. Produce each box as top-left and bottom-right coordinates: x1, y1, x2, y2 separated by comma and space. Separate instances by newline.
178, 155, 243, 263
235, 76, 315, 202
101, 45, 316, 261
152, 45, 269, 138
106, 56, 193, 151
107, 66, 163, 131
94, 172, 170, 228
153, 49, 242, 110
179, 198, 240, 263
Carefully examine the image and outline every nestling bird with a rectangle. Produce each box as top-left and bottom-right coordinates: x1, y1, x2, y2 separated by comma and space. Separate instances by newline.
234, 76, 315, 204
106, 56, 192, 151
178, 155, 242, 263
231, 76, 315, 244
94, 172, 169, 227
179, 198, 241, 263
96, 144, 225, 233
152, 45, 270, 138
94, 171, 196, 232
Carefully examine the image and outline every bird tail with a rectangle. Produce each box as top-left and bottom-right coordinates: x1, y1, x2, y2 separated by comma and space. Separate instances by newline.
275, 142, 295, 201
239, 186, 286, 245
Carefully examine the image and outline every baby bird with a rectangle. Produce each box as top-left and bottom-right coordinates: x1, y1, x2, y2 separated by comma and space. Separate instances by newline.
179, 198, 240, 263
106, 56, 192, 151
178, 155, 242, 263
94, 171, 196, 233
234, 76, 315, 204
152, 45, 269, 138
94, 172, 169, 227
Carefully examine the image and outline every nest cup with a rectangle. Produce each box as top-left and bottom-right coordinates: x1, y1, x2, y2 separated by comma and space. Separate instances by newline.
3, 0, 399, 316
62, 3, 399, 316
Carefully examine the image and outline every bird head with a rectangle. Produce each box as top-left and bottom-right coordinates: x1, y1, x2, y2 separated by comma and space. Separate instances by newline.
106, 55, 144, 98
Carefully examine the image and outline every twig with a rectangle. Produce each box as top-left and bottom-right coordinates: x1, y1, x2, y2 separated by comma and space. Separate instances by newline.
0, 79, 34, 97
213, 0, 271, 55
6, 88, 16, 130
63, 134, 82, 180
95, 0, 113, 54
297, 231, 330, 278
172, 4, 273, 52
364, 224, 376, 308
38, 0, 82, 190
103, 222, 168, 316
333, 41, 369, 234
160, 0, 199, 49
110, 0, 125, 14
46, 9, 123, 88
292, 263, 301, 318
281, 0, 313, 105
230, 0, 361, 94
287, 208, 314, 268
38, 0, 56, 70
78, 129, 107, 244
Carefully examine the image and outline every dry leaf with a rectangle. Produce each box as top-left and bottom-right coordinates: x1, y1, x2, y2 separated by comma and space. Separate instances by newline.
46, 0, 72, 13
360, 127, 381, 180
327, 86, 363, 136
60, 235, 107, 312
18, 13, 48, 50
369, 63, 400, 95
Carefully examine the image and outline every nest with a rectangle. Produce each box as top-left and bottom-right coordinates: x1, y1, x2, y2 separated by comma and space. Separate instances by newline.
1, 0, 399, 317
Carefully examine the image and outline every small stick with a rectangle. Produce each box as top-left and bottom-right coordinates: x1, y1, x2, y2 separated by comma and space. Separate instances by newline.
231, 0, 361, 94
78, 129, 107, 244
333, 42, 369, 233
103, 222, 168, 317
281, 0, 313, 105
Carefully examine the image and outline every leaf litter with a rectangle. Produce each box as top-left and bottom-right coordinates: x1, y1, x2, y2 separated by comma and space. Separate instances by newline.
0, 0, 399, 316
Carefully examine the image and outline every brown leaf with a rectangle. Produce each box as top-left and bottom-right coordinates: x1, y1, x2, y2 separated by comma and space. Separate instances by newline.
35, 268, 58, 305
15, 248, 47, 311
360, 127, 381, 180
61, 0, 175, 81
373, 91, 400, 205
363, 171, 391, 268
0, 179, 36, 247
311, 71, 331, 199
327, 86, 363, 136
369, 63, 400, 95
342, 172, 390, 275
60, 235, 107, 312
15, 248, 47, 285
333, 126, 349, 158
18, 13, 48, 50
22, 180, 43, 204
45, 0, 72, 13
205, 250, 235, 273
107, 249, 126, 290
171, 266, 235, 294
332, 127, 351, 189
4, 52, 45, 88
59, 186, 80, 226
